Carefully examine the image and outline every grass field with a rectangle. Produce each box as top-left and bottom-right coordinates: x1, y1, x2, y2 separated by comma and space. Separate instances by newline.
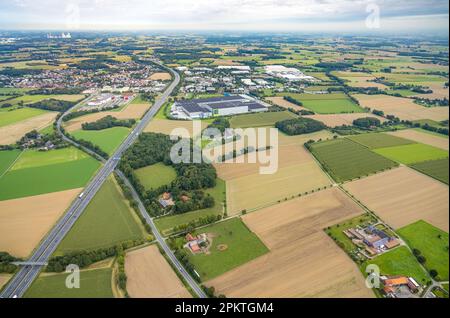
374, 143, 449, 165
280, 93, 363, 114
135, 163, 177, 190
310, 139, 398, 183
56, 177, 145, 253
71, 127, 131, 155
0, 107, 48, 127
0, 150, 21, 176
398, 221, 449, 281
362, 246, 430, 285
11, 147, 89, 170
347, 133, 415, 149
0, 94, 85, 107
411, 158, 449, 184
25, 268, 113, 298
0, 157, 100, 201
155, 179, 226, 236
187, 218, 269, 281
229, 111, 296, 128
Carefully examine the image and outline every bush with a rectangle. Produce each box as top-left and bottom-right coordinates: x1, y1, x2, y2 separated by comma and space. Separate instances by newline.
275, 117, 326, 136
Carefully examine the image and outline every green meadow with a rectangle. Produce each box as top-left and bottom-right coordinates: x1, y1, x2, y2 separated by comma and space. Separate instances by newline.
374, 143, 448, 165
229, 111, 297, 128
411, 158, 449, 184
280, 93, 363, 114
347, 133, 416, 149
71, 127, 131, 155
398, 221, 449, 281
187, 218, 269, 281
135, 163, 177, 190
56, 177, 145, 253
11, 147, 89, 170
0, 157, 100, 201
25, 268, 113, 298
0, 149, 22, 176
0, 107, 48, 127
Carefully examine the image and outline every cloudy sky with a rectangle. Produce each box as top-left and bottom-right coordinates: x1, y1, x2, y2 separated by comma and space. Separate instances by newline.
0, 0, 448, 33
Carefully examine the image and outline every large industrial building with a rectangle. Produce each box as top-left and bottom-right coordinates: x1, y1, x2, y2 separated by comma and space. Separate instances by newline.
172, 95, 269, 119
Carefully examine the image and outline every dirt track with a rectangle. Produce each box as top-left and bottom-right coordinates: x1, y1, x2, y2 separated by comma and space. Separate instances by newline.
344, 167, 449, 232
125, 245, 191, 298
207, 188, 374, 298
0, 188, 82, 257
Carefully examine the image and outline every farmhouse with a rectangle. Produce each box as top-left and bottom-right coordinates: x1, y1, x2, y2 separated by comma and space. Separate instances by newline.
159, 192, 175, 208
381, 275, 421, 298
343, 225, 400, 256
172, 95, 268, 119
184, 233, 209, 254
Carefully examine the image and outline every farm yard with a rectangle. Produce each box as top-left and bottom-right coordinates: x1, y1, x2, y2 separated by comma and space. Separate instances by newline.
56, 177, 145, 254
207, 188, 374, 298
185, 218, 269, 281
125, 245, 191, 298
0, 188, 82, 258
398, 221, 449, 281
352, 94, 449, 122
309, 138, 398, 183
24, 268, 114, 298
362, 247, 430, 286
278, 93, 364, 114
154, 178, 226, 236
344, 167, 449, 232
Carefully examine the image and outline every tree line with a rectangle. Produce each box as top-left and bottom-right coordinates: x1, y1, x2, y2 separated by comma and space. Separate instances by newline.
81, 115, 136, 131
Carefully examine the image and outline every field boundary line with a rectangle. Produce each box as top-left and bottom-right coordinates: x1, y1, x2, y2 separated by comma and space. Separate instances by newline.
0, 150, 24, 180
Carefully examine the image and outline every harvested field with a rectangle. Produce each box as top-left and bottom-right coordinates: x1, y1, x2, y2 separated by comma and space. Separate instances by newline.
387, 129, 449, 151
207, 188, 374, 298
226, 161, 331, 215
344, 167, 449, 232
332, 71, 388, 90
265, 97, 307, 111
125, 245, 191, 298
0, 112, 57, 145
145, 119, 208, 138
64, 103, 150, 132
149, 72, 172, 81
353, 94, 449, 121
0, 188, 82, 257
305, 113, 386, 128
0, 275, 12, 291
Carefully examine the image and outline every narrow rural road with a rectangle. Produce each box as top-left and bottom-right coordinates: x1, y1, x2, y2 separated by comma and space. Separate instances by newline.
0, 61, 206, 299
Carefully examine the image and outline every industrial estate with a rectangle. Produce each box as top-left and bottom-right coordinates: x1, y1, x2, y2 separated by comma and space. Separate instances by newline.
0, 5, 449, 303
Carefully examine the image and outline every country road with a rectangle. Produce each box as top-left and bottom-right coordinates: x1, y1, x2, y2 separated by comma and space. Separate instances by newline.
0, 61, 206, 299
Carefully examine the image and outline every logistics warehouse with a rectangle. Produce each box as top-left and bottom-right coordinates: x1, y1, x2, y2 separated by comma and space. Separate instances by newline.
171, 95, 269, 119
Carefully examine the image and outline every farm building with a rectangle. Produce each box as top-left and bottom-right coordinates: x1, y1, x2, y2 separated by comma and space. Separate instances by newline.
343, 225, 400, 255
381, 276, 421, 298
172, 95, 268, 119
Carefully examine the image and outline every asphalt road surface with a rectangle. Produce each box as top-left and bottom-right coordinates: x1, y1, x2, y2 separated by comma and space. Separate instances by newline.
0, 62, 206, 299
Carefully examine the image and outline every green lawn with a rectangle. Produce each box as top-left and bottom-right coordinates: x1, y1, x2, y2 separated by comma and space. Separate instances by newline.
0, 157, 100, 201
155, 178, 226, 236
0, 149, 21, 177
362, 246, 430, 285
24, 268, 113, 298
398, 221, 449, 281
374, 143, 449, 165
187, 218, 269, 281
310, 139, 398, 183
135, 163, 177, 190
56, 177, 145, 253
71, 127, 131, 155
347, 133, 416, 149
11, 147, 89, 171
229, 111, 297, 128
0, 107, 48, 127
280, 93, 364, 114
411, 158, 449, 184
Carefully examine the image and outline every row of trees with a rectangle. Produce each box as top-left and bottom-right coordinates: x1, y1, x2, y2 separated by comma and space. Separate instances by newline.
62, 106, 120, 122
81, 115, 136, 131
0, 252, 19, 274
28, 99, 77, 112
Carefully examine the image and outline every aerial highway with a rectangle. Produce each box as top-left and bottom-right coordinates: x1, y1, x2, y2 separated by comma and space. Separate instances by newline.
0, 62, 206, 299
